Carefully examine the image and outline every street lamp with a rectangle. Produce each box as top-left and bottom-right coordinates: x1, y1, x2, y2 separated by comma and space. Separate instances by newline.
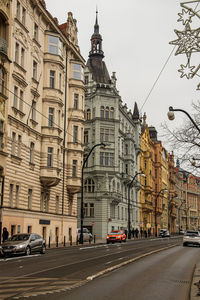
127, 171, 145, 239
167, 106, 200, 134
79, 142, 106, 244
154, 188, 168, 237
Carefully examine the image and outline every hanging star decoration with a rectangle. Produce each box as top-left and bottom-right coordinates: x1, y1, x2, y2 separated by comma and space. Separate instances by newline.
178, 9, 194, 25
178, 62, 195, 78
169, 1, 200, 89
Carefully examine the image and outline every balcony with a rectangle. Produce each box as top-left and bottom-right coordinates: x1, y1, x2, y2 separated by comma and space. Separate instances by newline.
144, 184, 152, 194
67, 177, 81, 194
142, 200, 153, 212
0, 38, 8, 56
40, 166, 61, 187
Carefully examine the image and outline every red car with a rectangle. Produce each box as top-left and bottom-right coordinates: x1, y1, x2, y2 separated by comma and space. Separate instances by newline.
106, 230, 127, 244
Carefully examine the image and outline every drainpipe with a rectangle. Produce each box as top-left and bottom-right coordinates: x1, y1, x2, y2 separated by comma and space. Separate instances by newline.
0, 176, 5, 244
61, 50, 68, 235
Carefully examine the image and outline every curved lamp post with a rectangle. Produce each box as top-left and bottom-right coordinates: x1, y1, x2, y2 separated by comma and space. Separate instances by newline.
80, 142, 106, 244
154, 188, 168, 237
168, 106, 200, 134
127, 171, 145, 239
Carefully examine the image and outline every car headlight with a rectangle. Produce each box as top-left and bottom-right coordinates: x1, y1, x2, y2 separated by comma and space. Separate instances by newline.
16, 244, 26, 249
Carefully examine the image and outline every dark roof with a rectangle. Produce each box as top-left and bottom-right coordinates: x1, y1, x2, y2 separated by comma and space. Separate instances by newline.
86, 57, 110, 84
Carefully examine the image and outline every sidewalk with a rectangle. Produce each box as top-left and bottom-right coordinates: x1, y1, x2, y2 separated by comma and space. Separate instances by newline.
190, 261, 200, 299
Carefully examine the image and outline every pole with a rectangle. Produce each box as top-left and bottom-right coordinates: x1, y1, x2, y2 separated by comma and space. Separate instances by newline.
154, 189, 167, 237
127, 172, 143, 239
80, 143, 105, 244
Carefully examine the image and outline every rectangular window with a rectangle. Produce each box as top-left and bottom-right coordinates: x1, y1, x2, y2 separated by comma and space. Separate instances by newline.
73, 126, 78, 143
30, 142, 34, 163
47, 147, 53, 167
15, 43, 19, 63
48, 35, 62, 56
15, 185, 19, 207
20, 48, 25, 68
125, 163, 128, 174
99, 152, 114, 166
11, 132, 16, 155
22, 7, 26, 25
59, 73, 61, 90
48, 107, 54, 127
31, 101, 36, 121
19, 90, 23, 111
84, 75, 88, 84
56, 195, 59, 214
49, 70, 55, 88
33, 60, 37, 80
72, 160, 77, 177
74, 93, 79, 109
28, 189, 32, 209
90, 203, 94, 217
16, 1, 20, 19
72, 63, 84, 81
9, 184, 14, 206
13, 86, 18, 108
84, 130, 88, 144
84, 203, 88, 217
34, 23, 38, 40
17, 135, 21, 157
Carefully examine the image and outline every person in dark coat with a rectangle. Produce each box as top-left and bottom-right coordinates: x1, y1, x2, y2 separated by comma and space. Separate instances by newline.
135, 228, 139, 238
148, 228, 151, 238
132, 228, 135, 238
144, 230, 147, 238
140, 228, 143, 238
2, 227, 9, 242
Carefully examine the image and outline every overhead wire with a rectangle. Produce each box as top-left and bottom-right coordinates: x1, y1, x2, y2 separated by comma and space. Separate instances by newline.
139, 0, 200, 112
0, 82, 84, 145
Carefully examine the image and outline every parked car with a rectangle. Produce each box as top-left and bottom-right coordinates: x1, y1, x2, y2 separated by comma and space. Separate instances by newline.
179, 229, 185, 235
77, 228, 93, 243
106, 230, 126, 244
159, 229, 170, 238
0, 233, 46, 257
183, 230, 200, 247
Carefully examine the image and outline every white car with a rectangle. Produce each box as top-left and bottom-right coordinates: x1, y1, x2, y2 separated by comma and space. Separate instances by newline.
183, 230, 200, 247
77, 228, 92, 243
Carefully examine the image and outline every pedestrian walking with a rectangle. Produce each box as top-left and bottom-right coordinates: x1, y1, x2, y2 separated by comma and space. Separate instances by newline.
132, 228, 135, 238
135, 228, 139, 238
140, 228, 143, 238
144, 230, 147, 238
2, 227, 9, 242
148, 228, 151, 238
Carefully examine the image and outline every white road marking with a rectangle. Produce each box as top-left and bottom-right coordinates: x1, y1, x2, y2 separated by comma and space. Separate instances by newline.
0, 254, 40, 262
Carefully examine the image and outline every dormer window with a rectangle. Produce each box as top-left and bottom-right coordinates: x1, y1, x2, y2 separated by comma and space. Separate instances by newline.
48, 35, 63, 56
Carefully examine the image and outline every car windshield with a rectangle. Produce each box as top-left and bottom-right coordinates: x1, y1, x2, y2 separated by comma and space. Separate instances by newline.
185, 231, 199, 236
10, 234, 30, 241
110, 231, 121, 234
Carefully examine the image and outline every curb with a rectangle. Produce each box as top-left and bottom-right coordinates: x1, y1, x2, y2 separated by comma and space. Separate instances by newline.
190, 262, 200, 299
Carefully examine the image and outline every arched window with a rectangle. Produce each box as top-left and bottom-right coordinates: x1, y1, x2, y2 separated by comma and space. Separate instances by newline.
105, 106, 109, 119
110, 107, 114, 118
100, 106, 104, 118
86, 109, 91, 120
84, 178, 95, 193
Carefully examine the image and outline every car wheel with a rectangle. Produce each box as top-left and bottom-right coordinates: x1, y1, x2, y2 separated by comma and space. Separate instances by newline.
183, 243, 187, 247
106, 240, 109, 244
124, 238, 126, 243
25, 246, 31, 256
119, 239, 122, 243
40, 244, 46, 254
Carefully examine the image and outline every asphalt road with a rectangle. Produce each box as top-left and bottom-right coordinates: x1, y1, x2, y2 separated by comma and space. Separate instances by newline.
0, 236, 196, 300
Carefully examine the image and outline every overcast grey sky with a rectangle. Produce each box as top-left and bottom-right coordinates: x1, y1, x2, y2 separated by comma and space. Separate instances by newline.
45, 0, 199, 148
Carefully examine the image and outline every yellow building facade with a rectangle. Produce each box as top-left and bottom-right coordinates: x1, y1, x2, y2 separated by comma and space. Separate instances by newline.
0, 0, 85, 244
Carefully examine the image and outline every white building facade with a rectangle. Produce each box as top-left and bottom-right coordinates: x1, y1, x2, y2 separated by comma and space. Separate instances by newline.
77, 13, 141, 240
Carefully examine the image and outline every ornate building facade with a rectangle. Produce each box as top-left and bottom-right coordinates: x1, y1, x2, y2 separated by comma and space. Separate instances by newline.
0, 0, 85, 244
78, 13, 141, 240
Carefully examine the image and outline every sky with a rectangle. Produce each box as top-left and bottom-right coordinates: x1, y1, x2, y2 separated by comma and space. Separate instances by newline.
45, 0, 200, 151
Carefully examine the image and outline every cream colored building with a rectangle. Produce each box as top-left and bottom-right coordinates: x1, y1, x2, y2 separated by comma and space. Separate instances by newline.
0, 0, 85, 244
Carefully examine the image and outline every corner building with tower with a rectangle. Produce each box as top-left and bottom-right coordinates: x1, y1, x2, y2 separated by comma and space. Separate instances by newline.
77, 13, 141, 240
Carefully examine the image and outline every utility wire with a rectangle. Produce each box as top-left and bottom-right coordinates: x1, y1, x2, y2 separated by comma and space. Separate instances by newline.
0, 82, 84, 145
140, 0, 200, 112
